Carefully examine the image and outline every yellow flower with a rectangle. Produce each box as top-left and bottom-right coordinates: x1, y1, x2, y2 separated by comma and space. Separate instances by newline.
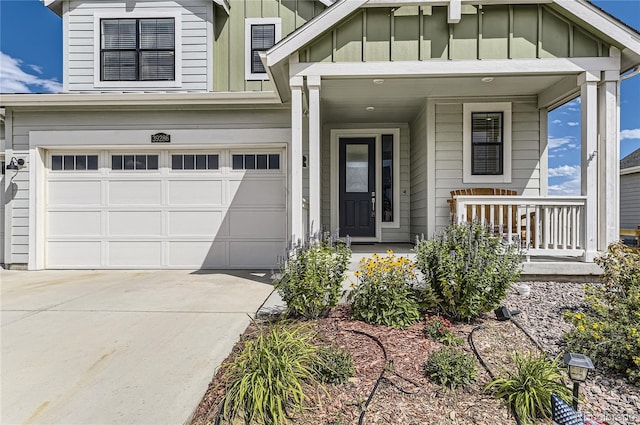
592, 323, 599, 330
578, 325, 586, 332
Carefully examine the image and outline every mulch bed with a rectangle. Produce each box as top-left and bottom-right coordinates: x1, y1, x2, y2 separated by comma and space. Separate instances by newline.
190, 305, 544, 425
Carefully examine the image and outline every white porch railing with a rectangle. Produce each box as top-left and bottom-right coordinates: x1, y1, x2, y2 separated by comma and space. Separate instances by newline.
454, 196, 587, 258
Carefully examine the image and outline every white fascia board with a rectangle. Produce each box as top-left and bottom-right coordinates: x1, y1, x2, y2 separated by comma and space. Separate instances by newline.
266, 0, 367, 67
554, 0, 640, 58
0, 92, 282, 107
290, 57, 621, 77
621, 166, 640, 176
365, 0, 550, 5
318, 0, 335, 6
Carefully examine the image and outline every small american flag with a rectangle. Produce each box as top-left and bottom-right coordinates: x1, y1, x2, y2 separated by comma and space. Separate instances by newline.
551, 395, 584, 425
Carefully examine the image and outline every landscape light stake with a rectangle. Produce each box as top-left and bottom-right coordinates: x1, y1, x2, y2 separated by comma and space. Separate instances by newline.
563, 352, 594, 410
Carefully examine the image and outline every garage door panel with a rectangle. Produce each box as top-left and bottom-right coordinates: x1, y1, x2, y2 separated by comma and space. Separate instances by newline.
108, 242, 162, 267
168, 241, 227, 267
47, 241, 102, 267
168, 180, 223, 205
229, 179, 285, 206
49, 181, 102, 206
109, 181, 162, 205
229, 211, 285, 238
229, 241, 283, 267
109, 211, 162, 236
168, 211, 227, 236
48, 211, 101, 236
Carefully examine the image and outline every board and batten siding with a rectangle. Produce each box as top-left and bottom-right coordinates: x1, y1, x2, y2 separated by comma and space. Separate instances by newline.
433, 98, 542, 233
6, 107, 290, 265
409, 102, 428, 240
321, 124, 411, 243
213, 0, 325, 92
300, 4, 612, 63
620, 172, 640, 230
66, 0, 211, 92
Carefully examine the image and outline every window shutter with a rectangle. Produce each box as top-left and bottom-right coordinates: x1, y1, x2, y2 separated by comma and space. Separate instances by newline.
251, 24, 275, 73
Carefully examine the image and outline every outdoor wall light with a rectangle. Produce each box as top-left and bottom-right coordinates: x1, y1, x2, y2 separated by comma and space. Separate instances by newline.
563, 352, 594, 410
5, 157, 25, 170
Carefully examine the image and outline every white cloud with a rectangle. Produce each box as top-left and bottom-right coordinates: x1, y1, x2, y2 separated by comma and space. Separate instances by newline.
567, 122, 579, 127
0, 51, 61, 93
548, 164, 580, 178
28, 64, 44, 74
552, 119, 562, 125
548, 165, 581, 196
621, 129, 640, 140
548, 136, 575, 150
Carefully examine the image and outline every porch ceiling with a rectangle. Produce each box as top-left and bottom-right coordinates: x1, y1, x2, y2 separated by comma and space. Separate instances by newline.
320, 74, 568, 123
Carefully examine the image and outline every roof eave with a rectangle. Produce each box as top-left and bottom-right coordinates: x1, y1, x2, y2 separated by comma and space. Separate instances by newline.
0, 91, 282, 108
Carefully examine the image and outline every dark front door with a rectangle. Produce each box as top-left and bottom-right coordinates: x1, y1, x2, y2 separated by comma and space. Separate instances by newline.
339, 137, 376, 237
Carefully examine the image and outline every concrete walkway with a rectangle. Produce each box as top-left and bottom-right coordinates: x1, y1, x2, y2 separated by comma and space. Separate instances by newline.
1, 269, 274, 425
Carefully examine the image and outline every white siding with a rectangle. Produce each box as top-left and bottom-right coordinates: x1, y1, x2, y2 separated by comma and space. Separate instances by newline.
66, 0, 210, 92
6, 107, 290, 266
620, 172, 640, 230
433, 97, 541, 233
409, 102, 428, 240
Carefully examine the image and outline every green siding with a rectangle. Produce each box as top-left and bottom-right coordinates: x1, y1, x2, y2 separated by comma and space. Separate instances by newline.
300, 4, 610, 64
213, 0, 325, 92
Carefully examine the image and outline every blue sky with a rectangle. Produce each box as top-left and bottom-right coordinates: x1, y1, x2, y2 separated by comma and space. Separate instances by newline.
1, 0, 639, 195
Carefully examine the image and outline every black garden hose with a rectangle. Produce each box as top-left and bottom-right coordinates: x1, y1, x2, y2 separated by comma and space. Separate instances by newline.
468, 325, 523, 425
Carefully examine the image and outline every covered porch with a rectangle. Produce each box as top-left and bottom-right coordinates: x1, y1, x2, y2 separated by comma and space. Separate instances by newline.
263, 1, 640, 267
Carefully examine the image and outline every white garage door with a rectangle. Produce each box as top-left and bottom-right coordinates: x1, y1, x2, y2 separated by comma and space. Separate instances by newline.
46, 150, 286, 269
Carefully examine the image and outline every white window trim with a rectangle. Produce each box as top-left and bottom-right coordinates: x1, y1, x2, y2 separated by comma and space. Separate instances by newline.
93, 10, 183, 89
245, 18, 281, 81
463, 102, 512, 184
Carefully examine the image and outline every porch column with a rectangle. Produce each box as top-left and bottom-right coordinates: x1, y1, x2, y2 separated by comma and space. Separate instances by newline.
307, 75, 321, 235
579, 71, 600, 262
598, 69, 620, 250
291, 76, 304, 244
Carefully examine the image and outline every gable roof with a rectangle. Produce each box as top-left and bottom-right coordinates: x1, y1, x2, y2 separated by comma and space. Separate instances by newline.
621, 147, 640, 170
266, 0, 640, 72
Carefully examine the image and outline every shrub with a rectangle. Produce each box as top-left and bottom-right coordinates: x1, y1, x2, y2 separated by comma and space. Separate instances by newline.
311, 345, 356, 385
424, 316, 463, 346
423, 347, 478, 388
564, 242, 640, 385
415, 221, 522, 321
486, 352, 572, 425
275, 236, 351, 319
220, 322, 319, 425
348, 251, 421, 329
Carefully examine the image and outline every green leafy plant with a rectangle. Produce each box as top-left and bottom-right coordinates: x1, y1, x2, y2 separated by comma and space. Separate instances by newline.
348, 251, 421, 329
564, 242, 640, 385
415, 221, 522, 321
311, 345, 356, 385
486, 352, 572, 425
423, 347, 477, 388
275, 236, 351, 319
424, 316, 463, 346
219, 322, 319, 425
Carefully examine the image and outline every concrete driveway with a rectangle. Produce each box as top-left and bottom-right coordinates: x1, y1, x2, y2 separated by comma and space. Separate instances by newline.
1, 269, 274, 425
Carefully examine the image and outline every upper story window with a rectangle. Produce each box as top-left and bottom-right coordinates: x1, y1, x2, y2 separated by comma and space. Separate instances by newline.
101, 18, 175, 81
245, 18, 281, 81
463, 103, 512, 184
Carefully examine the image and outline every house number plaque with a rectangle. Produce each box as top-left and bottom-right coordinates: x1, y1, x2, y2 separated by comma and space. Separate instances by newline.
151, 132, 171, 143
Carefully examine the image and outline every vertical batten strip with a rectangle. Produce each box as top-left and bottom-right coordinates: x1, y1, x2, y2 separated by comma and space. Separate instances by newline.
569, 23, 574, 57
390, 8, 395, 61
362, 9, 367, 62
536, 5, 542, 59
418, 6, 424, 61
477, 5, 482, 60
508, 5, 513, 60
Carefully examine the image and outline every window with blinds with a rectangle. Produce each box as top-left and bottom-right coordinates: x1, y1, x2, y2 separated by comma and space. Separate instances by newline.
250, 24, 276, 74
101, 18, 175, 81
471, 112, 503, 175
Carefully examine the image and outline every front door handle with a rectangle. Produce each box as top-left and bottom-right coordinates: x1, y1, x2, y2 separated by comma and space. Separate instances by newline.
371, 192, 376, 217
